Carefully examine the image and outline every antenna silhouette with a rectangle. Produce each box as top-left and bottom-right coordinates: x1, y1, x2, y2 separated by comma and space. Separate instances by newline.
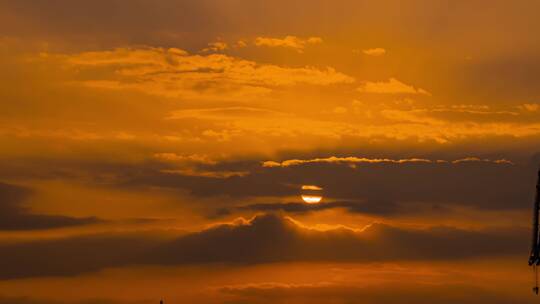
529, 168, 540, 294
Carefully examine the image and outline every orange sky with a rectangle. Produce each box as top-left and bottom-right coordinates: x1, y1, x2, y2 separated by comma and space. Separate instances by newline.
1, 1, 540, 303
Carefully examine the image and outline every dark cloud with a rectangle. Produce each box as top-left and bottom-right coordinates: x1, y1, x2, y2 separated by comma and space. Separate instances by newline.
219, 282, 527, 304
0, 282, 529, 304
3, 0, 540, 49
0, 297, 138, 304
124, 159, 538, 212
0, 182, 101, 230
235, 200, 402, 216
1, 155, 537, 217
165, 213, 522, 264
0, 232, 161, 279
0, 0, 221, 50
0, 213, 525, 279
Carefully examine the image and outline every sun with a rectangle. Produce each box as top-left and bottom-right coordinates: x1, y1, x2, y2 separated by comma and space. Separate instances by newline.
301, 195, 323, 204
301, 184, 323, 204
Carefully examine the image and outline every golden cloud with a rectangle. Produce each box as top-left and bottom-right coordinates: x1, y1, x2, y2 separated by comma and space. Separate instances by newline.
262, 156, 514, 168
5, 43, 540, 158
166, 107, 287, 120
254, 35, 323, 52
519, 103, 540, 112
235, 40, 248, 48
55, 47, 353, 100
201, 41, 228, 52
451, 157, 514, 165
357, 78, 431, 95
154, 152, 248, 178
153, 153, 217, 165
301, 185, 323, 190
161, 168, 249, 178
362, 48, 386, 56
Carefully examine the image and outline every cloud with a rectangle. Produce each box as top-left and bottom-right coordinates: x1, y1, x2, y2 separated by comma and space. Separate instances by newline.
201, 41, 228, 52
226, 159, 528, 209
234, 40, 248, 48
6, 41, 540, 154
88, 152, 528, 214
236, 200, 401, 216
252, 156, 528, 211
153, 152, 249, 178
301, 185, 322, 190
362, 48, 386, 56
166, 106, 286, 120
218, 281, 523, 304
357, 78, 431, 95
261, 156, 513, 168
0, 153, 526, 214
254, 36, 323, 52
54, 47, 353, 100
332, 106, 348, 114
386, 105, 521, 124
153, 153, 217, 165
0, 232, 158, 279
0, 182, 101, 230
451, 157, 514, 164
161, 168, 249, 178
0, 213, 525, 279
0, 296, 129, 304
520, 103, 540, 112
261, 156, 431, 167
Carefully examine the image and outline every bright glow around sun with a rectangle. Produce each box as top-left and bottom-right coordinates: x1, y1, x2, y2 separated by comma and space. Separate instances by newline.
301, 185, 323, 190
301, 195, 323, 204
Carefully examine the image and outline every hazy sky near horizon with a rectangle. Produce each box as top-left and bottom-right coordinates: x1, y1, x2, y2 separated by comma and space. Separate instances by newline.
1, 1, 540, 303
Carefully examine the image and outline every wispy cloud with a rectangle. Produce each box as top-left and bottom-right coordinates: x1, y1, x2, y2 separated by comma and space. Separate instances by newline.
153, 152, 248, 178
201, 41, 228, 52
52, 47, 354, 100
234, 40, 248, 48
0, 213, 524, 279
262, 156, 513, 168
166, 107, 286, 120
519, 103, 540, 112
302, 185, 323, 190
153, 153, 217, 165
254, 36, 322, 52
361, 48, 386, 56
357, 78, 431, 95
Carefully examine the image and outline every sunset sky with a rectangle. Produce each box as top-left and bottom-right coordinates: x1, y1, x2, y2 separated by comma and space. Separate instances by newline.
1, 1, 540, 303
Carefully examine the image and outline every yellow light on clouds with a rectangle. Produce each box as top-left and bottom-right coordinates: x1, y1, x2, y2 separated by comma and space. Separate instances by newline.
301, 185, 323, 190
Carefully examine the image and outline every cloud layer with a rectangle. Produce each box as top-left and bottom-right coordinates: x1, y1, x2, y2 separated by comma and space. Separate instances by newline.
357, 78, 431, 95
0, 213, 525, 279
0, 182, 100, 230
255, 36, 323, 52
55, 47, 354, 100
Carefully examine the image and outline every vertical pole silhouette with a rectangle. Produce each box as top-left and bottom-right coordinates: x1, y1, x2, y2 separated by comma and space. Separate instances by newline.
529, 169, 540, 294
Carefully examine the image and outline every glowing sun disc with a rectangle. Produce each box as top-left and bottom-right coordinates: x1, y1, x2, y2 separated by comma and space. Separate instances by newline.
301, 195, 322, 204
